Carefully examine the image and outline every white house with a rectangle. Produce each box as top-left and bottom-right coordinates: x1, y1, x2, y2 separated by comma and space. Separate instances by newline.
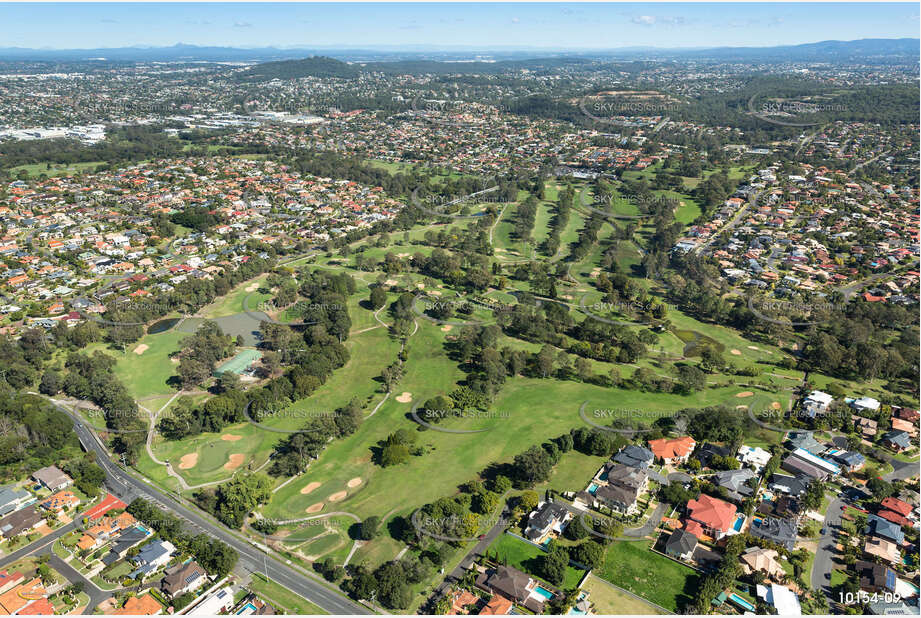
738, 445, 772, 471
851, 397, 881, 413
803, 391, 834, 416
188, 586, 234, 615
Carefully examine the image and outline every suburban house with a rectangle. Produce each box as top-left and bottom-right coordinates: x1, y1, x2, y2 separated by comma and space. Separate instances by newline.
881, 430, 912, 453
30, 466, 72, 492
0, 506, 44, 539
102, 527, 150, 566
749, 517, 799, 551
857, 561, 897, 594
713, 468, 757, 501
113, 593, 163, 615
130, 540, 176, 577
588, 462, 648, 515
786, 448, 840, 477
0, 570, 25, 595
476, 565, 551, 614
188, 586, 234, 615
737, 445, 772, 471
768, 474, 808, 497
740, 547, 785, 579
664, 529, 698, 561
864, 537, 901, 564
850, 396, 881, 413
853, 415, 878, 439
802, 390, 834, 416
0, 487, 33, 517
831, 451, 866, 472
612, 445, 654, 470
40, 490, 80, 513
648, 436, 696, 464
685, 494, 738, 540
786, 431, 823, 455
756, 583, 801, 615
524, 502, 571, 544
866, 515, 905, 545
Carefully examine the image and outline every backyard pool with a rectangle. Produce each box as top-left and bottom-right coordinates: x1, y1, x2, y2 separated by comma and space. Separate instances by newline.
236, 602, 258, 615
732, 514, 746, 532
534, 586, 555, 601
588, 483, 599, 494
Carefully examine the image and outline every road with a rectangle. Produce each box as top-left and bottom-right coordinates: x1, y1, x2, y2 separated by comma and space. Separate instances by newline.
44, 399, 372, 615
810, 497, 846, 605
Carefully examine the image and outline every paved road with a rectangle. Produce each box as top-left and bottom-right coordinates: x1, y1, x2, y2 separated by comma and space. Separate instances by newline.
810, 497, 846, 604
45, 399, 372, 615
41, 551, 115, 610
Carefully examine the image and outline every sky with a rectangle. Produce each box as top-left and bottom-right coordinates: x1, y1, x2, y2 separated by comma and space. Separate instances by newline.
1, 3, 918, 50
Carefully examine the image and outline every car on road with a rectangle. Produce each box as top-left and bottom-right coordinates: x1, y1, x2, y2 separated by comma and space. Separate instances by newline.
821, 527, 827, 535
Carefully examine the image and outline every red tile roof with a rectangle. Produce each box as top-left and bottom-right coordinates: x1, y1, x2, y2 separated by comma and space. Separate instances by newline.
881, 497, 913, 517
687, 494, 737, 534
648, 436, 696, 460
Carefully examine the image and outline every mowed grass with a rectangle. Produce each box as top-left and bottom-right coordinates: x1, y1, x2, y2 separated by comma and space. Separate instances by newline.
596, 540, 699, 612
488, 533, 586, 590
200, 274, 271, 318
86, 330, 187, 399
8, 161, 105, 178
582, 574, 666, 615
247, 573, 328, 615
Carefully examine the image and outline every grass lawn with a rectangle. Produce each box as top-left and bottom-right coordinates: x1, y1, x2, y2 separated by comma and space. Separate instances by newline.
247, 573, 328, 615
534, 450, 606, 495
595, 540, 699, 613
107, 330, 187, 399
488, 533, 586, 590
8, 161, 105, 178
200, 274, 271, 319
582, 574, 666, 615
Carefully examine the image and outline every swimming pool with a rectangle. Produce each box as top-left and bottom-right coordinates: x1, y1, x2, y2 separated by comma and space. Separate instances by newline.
728, 593, 755, 611
567, 607, 586, 615
236, 602, 258, 615
534, 586, 555, 601
588, 483, 599, 494
732, 514, 746, 532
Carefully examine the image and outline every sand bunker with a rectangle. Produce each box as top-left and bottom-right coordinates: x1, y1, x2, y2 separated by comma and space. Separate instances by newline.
736, 405, 749, 410
441, 325, 453, 332
328, 491, 347, 502
736, 391, 754, 398
429, 290, 442, 296
245, 283, 259, 292
771, 402, 782, 410
221, 434, 243, 442
395, 392, 412, 403
306, 503, 324, 514
133, 344, 149, 355
224, 454, 245, 471
397, 253, 410, 258
178, 453, 198, 470
347, 477, 363, 488
300, 482, 322, 495
170, 357, 179, 364
384, 279, 398, 286
730, 349, 742, 355
747, 346, 760, 351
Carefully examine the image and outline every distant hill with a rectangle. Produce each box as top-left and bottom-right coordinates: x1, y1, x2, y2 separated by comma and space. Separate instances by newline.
0, 38, 916, 65
235, 56, 359, 80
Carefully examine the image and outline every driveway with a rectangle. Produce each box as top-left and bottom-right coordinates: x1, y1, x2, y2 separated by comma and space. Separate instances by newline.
810, 497, 846, 603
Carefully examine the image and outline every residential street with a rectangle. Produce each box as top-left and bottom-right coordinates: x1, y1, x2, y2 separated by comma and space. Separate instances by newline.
810, 497, 846, 605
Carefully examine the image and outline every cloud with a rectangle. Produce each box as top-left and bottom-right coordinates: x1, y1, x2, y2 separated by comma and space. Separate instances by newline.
511, 17, 520, 24
100, 18, 118, 24
233, 21, 253, 28
630, 15, 686, 26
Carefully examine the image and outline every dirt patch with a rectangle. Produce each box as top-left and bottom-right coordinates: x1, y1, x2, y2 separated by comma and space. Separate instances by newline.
224, 453, 245, 471
300, 482, 322, 495
771, 401, 782, 410
245, 283, 259, 292
221, 433, 243, 442
178, 453, 198, 469
441, 325, 453, 332
306, 502, 324, 514
395, 392, 412, 403
736, 391, 754, 398
730, 349, 742, 355
328, 491, 347, 502
133, 344, 149, 355
347, 477, 363, 488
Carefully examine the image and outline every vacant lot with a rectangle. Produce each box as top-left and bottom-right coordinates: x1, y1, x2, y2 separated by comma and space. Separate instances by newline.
595, 540, 699, 613
582, 574, 665, 615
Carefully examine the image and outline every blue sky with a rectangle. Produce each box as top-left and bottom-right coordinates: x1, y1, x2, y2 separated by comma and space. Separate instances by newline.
1, 3, 918, 50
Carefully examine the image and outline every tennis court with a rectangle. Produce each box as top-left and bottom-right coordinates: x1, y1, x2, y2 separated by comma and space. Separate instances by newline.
214, 349, 263, 376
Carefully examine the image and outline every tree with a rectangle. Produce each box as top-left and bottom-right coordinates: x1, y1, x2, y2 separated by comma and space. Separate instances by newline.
358, 516, 381, 540
517, 490, 539, 515
569, 540, 604, 569
380, 443, 410, 467
370, 286, 388, 310
538, 544, 569, 585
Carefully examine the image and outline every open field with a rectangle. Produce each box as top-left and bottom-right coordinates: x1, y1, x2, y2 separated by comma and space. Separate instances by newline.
582, 574, 666, 615
596, 540, 699, 613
